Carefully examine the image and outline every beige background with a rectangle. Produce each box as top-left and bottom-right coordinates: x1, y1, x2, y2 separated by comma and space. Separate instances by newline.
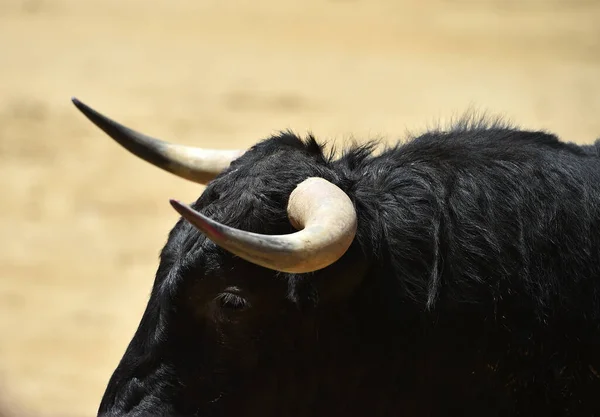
1, 0, 599, 415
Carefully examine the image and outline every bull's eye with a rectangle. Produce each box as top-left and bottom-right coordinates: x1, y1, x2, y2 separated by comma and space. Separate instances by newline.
215, 292, 249, 311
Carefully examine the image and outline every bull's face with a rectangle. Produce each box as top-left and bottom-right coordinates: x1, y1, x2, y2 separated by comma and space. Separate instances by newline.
72, 99, 369, 416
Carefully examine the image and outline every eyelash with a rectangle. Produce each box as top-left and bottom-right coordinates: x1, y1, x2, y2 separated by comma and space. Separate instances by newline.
216, 292, 249, 310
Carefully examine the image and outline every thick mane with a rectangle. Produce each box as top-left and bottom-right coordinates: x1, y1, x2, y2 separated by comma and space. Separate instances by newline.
333, 127, 600, 320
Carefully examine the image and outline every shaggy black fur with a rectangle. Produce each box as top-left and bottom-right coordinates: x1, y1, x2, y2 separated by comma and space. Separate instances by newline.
98, 119, 600, 417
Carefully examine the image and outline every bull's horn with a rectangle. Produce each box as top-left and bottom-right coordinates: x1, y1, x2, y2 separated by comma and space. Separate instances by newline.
71, 98, 244, 184
170, 177, 357, 273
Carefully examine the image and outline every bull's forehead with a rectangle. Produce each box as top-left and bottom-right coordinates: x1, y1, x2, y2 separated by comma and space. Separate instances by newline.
192, 154, 324, 233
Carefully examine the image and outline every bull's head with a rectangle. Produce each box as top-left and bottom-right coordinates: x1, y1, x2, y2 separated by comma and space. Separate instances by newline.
72, 99, 377, 417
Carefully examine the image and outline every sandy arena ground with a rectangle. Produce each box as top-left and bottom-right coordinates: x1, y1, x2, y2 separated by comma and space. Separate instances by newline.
1, 0, 599, 415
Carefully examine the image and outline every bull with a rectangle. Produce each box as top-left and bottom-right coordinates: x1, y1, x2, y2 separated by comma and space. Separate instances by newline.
72, 97, 600, 416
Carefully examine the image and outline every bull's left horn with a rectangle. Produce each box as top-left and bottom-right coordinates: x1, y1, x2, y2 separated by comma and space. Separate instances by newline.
71, 98, 244, 184
170, 177, 358, 273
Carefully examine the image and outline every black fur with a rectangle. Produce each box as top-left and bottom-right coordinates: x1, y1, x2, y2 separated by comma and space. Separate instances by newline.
97, 119, 600, 417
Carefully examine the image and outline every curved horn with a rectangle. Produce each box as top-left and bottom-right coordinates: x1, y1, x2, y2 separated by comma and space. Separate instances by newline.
71, 98, 244, 184
170, 177, 357, 273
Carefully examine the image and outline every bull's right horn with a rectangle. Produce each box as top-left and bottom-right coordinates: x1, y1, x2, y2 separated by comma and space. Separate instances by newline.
170, 177, 358, 273
71, 98, 244, 184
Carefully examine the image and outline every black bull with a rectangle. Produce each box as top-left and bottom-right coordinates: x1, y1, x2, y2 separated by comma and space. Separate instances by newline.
72, 98, 600, 417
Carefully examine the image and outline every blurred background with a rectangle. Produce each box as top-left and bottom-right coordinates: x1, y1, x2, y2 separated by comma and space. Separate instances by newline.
0, 0, 599, 415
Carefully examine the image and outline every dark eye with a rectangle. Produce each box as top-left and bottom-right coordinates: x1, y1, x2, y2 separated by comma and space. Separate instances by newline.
216, 292, 249, 311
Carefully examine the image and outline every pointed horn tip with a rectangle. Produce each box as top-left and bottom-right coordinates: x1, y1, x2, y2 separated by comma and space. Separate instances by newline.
169, 198, 199, 224
169, 199, 202, 221
71, 97, 90, 114
169, 199, 187, 214
71, 97, 83, 108
169, 199, 225, 239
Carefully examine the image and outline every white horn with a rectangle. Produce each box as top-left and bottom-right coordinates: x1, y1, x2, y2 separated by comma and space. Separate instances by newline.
71, 98, 244, 184
170, 177, 358, 273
